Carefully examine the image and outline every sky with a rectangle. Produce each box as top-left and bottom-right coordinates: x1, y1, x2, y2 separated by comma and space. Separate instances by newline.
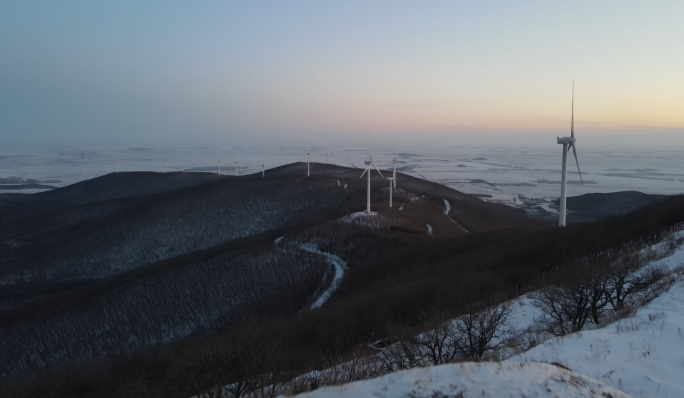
1, 1, 683, 147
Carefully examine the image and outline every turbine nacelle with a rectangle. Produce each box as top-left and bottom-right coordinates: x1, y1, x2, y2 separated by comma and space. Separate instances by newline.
556, 136, 576, 145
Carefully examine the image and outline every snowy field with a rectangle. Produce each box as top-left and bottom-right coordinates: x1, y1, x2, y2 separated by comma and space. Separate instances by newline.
2, 142, 684, 205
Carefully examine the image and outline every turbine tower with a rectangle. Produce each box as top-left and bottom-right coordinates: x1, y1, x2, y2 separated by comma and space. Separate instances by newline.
218, 160, 221, 176
305, 148, 311, 177
116, 159, 118, 174
234, 160, 239, 177
262, 163, 268, 177
387, 157, 398, 208
325, 151, 334, 164
360, 134, 384, 214
557, 80, 583, 227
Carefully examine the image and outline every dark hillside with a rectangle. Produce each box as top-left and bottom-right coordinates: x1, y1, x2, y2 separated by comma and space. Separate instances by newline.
562, 191, 667, 223
28, 171, 224, 206
2, 195, 682, 398
0, 165, 543, 377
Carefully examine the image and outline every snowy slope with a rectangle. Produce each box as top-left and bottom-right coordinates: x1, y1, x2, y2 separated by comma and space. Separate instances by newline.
292, 362, 632, 398
507, 276, 684, 398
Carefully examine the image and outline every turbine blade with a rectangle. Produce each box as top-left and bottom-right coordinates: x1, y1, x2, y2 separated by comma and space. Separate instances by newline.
360, 165, 371, 178
371, 162, 385, 178
370, 133, 373, 160
571, 79, 575, 138
571, 142, 583, 185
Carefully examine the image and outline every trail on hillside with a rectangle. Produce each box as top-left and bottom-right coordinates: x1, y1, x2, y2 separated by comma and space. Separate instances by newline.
298, 244, 348, 309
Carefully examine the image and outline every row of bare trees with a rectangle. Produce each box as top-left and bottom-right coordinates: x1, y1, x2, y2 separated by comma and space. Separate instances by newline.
376, 303, 517, 372
532, 247, 673, 336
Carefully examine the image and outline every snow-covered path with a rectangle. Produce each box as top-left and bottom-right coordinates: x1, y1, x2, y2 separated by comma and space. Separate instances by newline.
299, 244, 348, 309
443, 198, 469, 233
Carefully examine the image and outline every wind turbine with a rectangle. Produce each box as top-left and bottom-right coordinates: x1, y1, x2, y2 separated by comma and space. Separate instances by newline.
557, 80, 583, 227
360, 134, 384, 214
305, 148, 311, 176
325, 151, 334, 164
218, 160, 221, 176
262, 163, 268, 177
163, 160, 166, 173
387, 157, 398, 207
116, 159, 118, 174
234, 160, 239, 176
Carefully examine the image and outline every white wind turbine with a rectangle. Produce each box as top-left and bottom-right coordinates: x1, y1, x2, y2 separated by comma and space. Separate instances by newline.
234, 160, 239, 176
218, 160, 221, 176
305, 148, 311, 176
262, 163, 268, 177
116, 159, 119, 174
387, 157, 398, 208
325, 151, 334, 164
557, 80, 583, 227
360, 134, 384, 214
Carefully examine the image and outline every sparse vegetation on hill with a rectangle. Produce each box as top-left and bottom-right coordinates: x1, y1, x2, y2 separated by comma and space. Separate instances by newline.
0, 164, 682, 397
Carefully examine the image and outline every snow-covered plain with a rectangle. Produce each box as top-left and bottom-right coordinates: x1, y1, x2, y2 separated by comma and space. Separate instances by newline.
293, 362, 631, 398
2, 143, 683, 203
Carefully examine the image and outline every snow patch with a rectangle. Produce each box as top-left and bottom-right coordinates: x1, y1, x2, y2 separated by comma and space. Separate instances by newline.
292, 362, 631, 398
339, 211, 377, 223
443, 198, 469, 233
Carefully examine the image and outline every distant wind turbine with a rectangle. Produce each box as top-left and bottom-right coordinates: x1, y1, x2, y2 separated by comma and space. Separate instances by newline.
557, 80, 583, 227
387, 157, 398, 208
262, 163, 268, 177
163, 160, 166, 173
116, 159, 118, 174
218, 160, 221, 176
235, 160, 239, 176
326, 151, 334, 164
360, 134, 384, 214
305, 148, 311, 176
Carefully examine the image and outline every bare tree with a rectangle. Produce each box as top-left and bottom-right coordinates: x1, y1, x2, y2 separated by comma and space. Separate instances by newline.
532, 281, 592, 336
604, 254, 663, 311
451, 303, 516, 360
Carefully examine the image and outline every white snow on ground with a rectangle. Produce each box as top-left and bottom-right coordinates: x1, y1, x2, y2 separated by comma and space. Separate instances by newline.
339, 211, 377, 223
292, 362, 631, 398
426, 224, 432, 235
274, 236, 284, 245
538, 202, 559, 215
506, 259, 684, 397
443, 198, 470, 233
298, 244, 348, 309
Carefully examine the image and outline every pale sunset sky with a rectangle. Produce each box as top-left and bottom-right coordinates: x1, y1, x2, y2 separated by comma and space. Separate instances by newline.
1, 1, 683, 146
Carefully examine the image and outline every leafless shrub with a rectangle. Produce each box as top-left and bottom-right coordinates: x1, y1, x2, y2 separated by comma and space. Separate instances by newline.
451, 303, 518, 360
532, 279, 594, 336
